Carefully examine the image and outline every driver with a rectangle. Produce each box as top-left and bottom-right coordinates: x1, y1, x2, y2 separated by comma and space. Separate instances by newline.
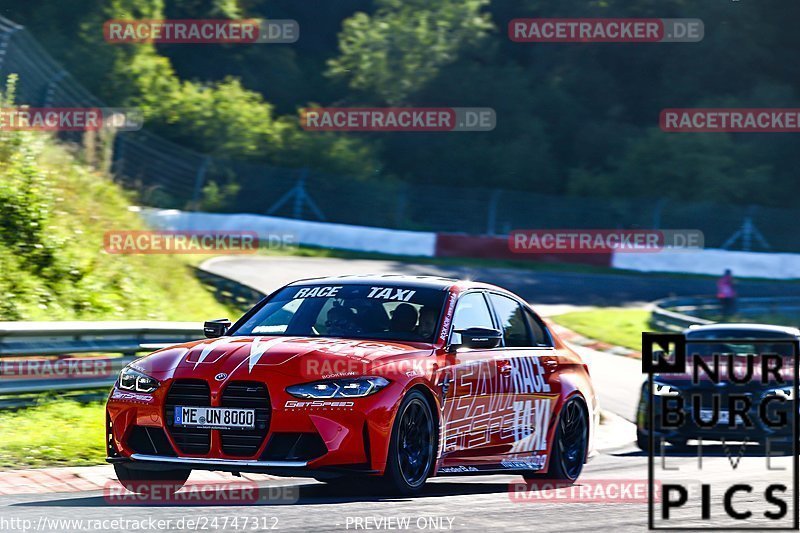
389, 303, 418, 334
325, 303, 359, 336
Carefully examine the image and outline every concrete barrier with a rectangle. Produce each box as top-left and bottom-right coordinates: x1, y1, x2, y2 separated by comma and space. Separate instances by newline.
141, 209, 800, 279
435, 233, 613, 266
612, 248, 800, 280
141, 208, 438, 257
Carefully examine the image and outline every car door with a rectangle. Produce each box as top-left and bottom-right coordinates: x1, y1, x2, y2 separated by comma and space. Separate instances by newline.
486, 293, 559, 469
439, 290, 508, 464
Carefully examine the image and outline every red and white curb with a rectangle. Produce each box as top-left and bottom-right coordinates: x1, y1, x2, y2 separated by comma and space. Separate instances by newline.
0, 416, 636, 497
0, 465, 281, 497
546, 320, 641, 359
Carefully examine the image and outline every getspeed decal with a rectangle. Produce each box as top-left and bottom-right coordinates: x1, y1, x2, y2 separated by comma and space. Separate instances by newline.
110, 390, 156, 404
284, 400, 354, 409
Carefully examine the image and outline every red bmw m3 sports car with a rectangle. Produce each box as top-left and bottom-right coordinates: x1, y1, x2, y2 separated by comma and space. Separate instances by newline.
107, 275, 598, 495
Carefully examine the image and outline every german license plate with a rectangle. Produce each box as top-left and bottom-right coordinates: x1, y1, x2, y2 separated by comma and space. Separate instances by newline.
174, 406, 255, 430
699, 409, 730, 425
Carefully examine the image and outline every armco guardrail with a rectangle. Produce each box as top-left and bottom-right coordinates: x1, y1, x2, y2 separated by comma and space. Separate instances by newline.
0, 321, 203, 356
0, 322, 204, 397
650, 296, 800, 332
0, 264, 265, 400
649, 297, 716, 332
194, 267, 266, 311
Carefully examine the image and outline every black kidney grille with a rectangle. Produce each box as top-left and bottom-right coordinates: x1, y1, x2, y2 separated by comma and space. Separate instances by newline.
220, 382, 271, 457
165, 379, 211, 455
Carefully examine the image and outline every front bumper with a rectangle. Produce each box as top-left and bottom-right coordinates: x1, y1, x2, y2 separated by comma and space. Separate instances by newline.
106, 377, 405, 475
636, 389, 795, 444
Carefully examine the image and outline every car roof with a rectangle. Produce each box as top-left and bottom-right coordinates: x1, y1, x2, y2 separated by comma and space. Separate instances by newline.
687, 323, 800, 340
286, 274, 459, 290
284, 274, 509, 294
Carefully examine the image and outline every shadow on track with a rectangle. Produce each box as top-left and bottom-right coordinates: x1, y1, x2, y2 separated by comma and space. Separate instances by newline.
612, 443, 794, 458
13, 478, 524, 508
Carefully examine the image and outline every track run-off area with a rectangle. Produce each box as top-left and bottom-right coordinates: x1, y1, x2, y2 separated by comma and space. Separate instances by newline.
2, 256, 798, 532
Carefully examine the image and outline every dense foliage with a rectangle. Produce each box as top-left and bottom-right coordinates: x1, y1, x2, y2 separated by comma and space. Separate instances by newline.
0, 78, 235, 320
2, 0, 798, 207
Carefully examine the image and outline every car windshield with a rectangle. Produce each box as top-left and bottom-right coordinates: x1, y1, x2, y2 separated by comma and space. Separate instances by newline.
687, 341, 797, 357
231, 284, 448, 343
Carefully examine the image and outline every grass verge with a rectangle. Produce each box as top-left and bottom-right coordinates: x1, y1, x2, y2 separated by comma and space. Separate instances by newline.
552, 308, 650, 351
0, 397, 106, 469
0, 128, 237, 321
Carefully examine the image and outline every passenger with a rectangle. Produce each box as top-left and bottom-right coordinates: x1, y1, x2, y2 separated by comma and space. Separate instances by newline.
389, 303, 418, 334
415, 306, 439, 339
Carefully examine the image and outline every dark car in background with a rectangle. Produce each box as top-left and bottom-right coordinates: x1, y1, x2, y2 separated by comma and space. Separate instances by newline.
636, 324, 798, 450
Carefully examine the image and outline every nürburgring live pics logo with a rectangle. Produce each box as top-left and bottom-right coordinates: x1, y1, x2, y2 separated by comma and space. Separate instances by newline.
643, 332, 799, 530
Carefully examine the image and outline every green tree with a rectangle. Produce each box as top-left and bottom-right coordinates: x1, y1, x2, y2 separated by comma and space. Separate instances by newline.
327, 0, 492, 104
568, 129, 772, 205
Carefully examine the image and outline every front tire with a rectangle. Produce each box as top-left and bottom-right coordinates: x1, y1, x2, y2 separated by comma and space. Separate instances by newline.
379, 390, 436, 496
524, 397, 588, 484
114, 463, 191, 495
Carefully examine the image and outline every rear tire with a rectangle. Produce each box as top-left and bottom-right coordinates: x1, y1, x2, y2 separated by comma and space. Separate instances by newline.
636, 429, 648, 450
523, 397, 588, 485
378, 390, 436, 496
114, 463, 191, 495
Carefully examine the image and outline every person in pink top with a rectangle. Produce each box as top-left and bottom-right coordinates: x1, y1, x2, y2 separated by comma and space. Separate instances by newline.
717, 269, 736, 318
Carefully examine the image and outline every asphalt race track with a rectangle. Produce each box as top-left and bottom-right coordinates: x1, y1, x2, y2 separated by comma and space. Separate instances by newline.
1, 256, 797, 532
201, 255, 800, 306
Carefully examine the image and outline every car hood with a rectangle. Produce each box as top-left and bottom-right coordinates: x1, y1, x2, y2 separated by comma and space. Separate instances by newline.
655, 354, 794, 389
132, 336, 434, 382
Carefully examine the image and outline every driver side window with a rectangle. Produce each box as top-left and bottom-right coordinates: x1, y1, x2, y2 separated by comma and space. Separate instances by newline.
452, 292, 494, 331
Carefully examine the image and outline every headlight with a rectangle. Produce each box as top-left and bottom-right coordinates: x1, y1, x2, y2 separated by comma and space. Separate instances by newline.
652, 380, 680, 397
118, 367, 160, 393
764, 386, 795, 401
286, 377, 390, 399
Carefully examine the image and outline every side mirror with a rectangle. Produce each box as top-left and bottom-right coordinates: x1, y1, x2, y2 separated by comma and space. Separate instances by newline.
204, 318, 231, 338
452, 327, 502, 350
